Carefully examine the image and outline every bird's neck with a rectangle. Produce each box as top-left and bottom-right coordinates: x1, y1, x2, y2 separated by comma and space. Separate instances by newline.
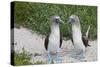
72, 23, 82, 41
50, 23, 60, 34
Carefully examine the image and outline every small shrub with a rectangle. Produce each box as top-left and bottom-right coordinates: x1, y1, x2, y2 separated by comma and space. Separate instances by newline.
34, 61, 46, 64
14, 47, 33, 65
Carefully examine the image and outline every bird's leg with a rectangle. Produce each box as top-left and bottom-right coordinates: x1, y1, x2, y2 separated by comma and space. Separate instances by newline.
47, 51, 53, 64
74, 49, 85, 60
78, 51, 86, 61
55, 48, 62, 63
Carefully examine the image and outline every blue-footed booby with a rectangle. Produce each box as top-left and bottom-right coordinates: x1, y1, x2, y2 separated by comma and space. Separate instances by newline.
67, 15, 90, 59
44, 16, 63, 63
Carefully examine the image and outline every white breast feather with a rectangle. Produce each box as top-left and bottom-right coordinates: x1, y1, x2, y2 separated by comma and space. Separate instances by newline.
72, 24, 85, 51
48, 26, 60, 52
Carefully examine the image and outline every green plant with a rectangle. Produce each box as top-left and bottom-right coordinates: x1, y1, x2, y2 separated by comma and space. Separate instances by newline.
34, 61, 46, 64
14, 47, 33, 66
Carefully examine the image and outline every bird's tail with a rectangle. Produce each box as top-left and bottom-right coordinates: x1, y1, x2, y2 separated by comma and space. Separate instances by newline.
85, 25, 90, 38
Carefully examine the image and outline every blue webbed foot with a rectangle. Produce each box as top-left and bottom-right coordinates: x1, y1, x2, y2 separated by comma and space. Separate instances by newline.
47, 51, 53, 64
55, 48, 62, 63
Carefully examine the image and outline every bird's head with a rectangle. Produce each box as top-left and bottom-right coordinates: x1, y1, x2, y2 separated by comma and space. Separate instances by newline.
51, 16, 64, 24
67, 15, 80, 25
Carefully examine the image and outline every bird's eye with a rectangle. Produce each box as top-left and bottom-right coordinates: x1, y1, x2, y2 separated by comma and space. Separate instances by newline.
55, 19, 59, 23
71, 18, 75, 22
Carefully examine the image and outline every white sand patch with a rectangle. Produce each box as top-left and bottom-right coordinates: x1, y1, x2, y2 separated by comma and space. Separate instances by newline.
13, 27, 46, 54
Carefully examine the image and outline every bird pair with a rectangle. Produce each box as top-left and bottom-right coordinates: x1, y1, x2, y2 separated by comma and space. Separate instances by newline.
44, 15, 90, 63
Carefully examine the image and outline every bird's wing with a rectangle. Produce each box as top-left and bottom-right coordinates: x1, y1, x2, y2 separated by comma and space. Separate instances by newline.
82, 36, 91, 47
85, 25, 90, 38
71, 36, 74, 45
71, 35, 91, 47
82, 25, 91, 47
44, 34, 49, 50
60, 32, 62, 48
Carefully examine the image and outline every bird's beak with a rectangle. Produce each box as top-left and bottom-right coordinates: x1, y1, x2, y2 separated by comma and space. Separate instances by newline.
67, 18, 72, 24
59, 19, 64, 24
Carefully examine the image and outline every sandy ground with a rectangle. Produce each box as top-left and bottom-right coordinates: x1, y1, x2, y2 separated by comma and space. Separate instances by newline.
13, 27, 97, 63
